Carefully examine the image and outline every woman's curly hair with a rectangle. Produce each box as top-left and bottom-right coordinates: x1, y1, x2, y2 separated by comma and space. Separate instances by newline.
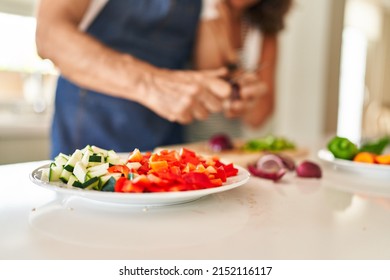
246, 0, 293, 35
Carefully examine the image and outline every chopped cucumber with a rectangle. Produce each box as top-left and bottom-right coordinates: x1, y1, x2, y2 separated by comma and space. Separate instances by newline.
45, 145, 126, 192
101, 176, 117, 192
73, 162, 88, 183
88, 163, 109, 178
67, 175, 83, 188
41, 168, 50, 182
49, 163, 63, 182
81, 145, 92, 154
99, 173, 120, 188
83, 177, 99, 190
54, 153, 69, 167
64, 149, 83, 172
81, 149, 92, 166
59, 169, 72, 183
106, 150, 124, 165
89, 154, 103, 162
63, 164, 74, 173
87, 154, 104, 167
91, 145, 108, 157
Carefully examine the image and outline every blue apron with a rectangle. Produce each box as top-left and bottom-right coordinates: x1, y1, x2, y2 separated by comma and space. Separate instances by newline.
51, 0, 202, 157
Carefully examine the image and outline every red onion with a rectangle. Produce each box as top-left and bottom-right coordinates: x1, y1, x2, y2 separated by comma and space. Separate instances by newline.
248, 154, 287, 181
208, 133, 233, 152
264, 153, 296, 171
296, 161, 322, 178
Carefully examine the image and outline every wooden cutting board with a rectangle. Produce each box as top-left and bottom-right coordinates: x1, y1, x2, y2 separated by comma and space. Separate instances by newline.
156, 140, 309, 167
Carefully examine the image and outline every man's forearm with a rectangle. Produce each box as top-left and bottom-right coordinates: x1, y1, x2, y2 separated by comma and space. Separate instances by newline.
35, 0, 231, 124
36, 3, 153, 103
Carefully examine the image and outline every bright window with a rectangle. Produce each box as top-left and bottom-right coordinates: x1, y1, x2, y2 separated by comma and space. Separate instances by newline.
0, 12, 54, 73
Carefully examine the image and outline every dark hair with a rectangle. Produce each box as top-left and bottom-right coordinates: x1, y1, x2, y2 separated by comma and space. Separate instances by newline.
245, 0, 293, 35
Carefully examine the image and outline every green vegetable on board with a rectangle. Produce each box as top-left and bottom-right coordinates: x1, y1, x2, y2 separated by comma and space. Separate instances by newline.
243, 135, 295, 152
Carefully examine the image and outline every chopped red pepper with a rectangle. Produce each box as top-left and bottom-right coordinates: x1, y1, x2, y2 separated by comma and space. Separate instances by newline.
108, 165, 130, 178
149, 160, 169, 172
216, 166, 227, 182
222, 163, 239, 177
112, 148, 239, 193
127, 148, 143, 162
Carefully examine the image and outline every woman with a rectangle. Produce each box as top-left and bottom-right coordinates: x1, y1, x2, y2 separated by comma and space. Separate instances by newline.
187, 0, 292, 141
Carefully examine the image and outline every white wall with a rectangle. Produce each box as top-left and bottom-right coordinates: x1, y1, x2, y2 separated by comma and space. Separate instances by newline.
275, 0, 334, 146
0, 0, 36, 16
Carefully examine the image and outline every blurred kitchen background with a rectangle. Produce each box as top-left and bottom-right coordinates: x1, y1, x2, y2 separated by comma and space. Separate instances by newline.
0, 0, 389, 164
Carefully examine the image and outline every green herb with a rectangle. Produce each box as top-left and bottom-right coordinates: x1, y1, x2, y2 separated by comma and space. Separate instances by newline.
359, 136, 390, 155
243, 135, 295, 152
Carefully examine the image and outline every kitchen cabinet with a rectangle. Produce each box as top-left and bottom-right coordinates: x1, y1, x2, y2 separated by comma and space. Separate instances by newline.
0, 110, 51, 164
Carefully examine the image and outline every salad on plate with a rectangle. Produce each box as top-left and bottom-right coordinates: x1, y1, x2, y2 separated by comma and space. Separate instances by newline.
39, 145, 240, 193
318, 135, 390, 180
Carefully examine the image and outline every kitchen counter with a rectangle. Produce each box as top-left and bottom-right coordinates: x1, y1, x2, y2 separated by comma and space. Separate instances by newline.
1, 158, 389, 260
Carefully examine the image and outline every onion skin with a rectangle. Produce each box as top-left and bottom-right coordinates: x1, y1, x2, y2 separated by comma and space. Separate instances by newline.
248, 154, 287, 181
249, 154, 321, 180
248, 164, 286, 181
257, 154, 284, 172
296, 161, 322, 178
263, 153, 296, 171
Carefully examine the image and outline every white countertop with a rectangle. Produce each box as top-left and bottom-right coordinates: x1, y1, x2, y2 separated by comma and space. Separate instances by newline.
1, 160, 389, 260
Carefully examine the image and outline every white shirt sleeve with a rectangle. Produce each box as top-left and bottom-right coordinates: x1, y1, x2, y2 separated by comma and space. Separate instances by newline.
200, 0, 222, 20
79, 0, 109, 31
240, 28, 263, 72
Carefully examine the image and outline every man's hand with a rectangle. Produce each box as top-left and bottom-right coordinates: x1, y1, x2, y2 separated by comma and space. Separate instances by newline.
36, 0, 231, 124
139, 68, 230, 124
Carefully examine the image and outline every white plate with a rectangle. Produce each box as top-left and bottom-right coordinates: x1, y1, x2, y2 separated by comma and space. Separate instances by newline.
318, 149, 390, 180
29, 164, 250, 206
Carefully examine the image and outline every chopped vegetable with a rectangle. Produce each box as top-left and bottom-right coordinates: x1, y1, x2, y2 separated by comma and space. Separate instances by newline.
248, 154, 287, 181
256, 154, 284, 172
273, 153, 296, 171
353, 152, 376, 164
107, 165, 130, 178
296, 161, 322, 178
248, 165, 286, 181
359, 136, 390, 155
44, 146, 126, 191
327, 136, 358, 160
248, 153, 322, 181
375, 154, 390, 165
243, 135, 295, 152
44, 145, 239, 193
327, 135, 390, 166
208, 133, 234, 152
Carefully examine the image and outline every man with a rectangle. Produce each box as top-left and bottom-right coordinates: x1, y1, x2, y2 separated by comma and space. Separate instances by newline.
35, 0, 268, 156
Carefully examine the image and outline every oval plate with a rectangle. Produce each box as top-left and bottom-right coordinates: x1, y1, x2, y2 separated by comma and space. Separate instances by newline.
30, 164, 250, 206
318, 149, 390, 180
